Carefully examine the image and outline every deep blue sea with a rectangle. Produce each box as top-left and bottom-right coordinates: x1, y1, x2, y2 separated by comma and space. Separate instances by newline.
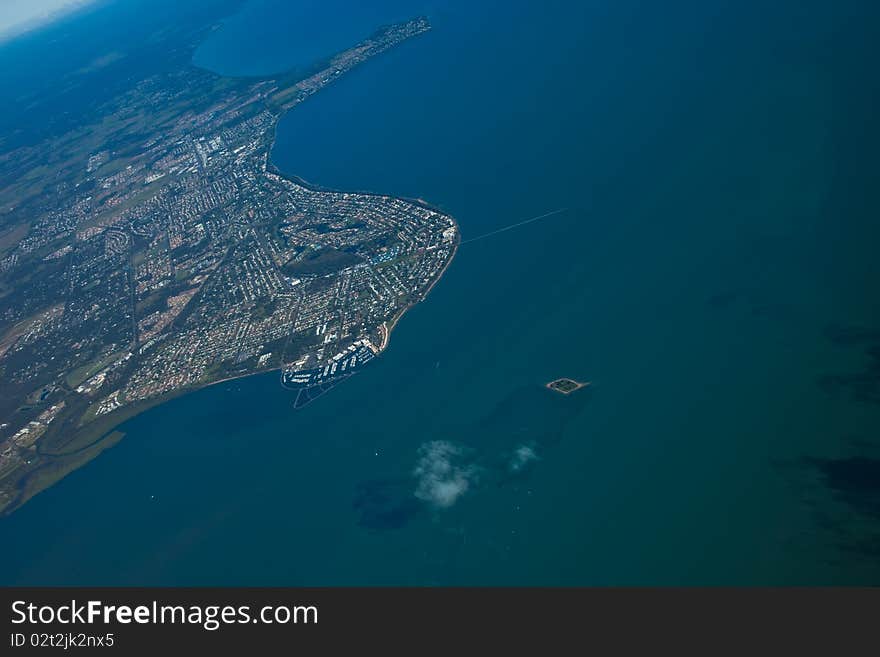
2, 0, 879, 584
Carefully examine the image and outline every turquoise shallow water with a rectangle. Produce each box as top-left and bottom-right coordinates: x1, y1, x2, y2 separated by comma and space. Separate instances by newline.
2, 0, 880, 584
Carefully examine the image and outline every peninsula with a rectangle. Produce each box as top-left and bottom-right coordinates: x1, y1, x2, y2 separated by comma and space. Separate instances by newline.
0, 17, 458, 514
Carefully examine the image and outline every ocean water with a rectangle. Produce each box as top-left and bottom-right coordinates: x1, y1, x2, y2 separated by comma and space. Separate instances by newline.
2, 0, 880, 584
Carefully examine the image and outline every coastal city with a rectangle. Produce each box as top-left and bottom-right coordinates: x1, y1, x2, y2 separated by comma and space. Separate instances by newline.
0, 17, 457, 514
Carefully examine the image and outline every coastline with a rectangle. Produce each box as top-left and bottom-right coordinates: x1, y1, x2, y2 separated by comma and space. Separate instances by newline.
0, 19, 457, 516
263, 100, 461, 360
378, 220, 460, 353
265, 164, 461, 355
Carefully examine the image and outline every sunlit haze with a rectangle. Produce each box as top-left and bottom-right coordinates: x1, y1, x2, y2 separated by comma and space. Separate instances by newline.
0, 0, 96, 41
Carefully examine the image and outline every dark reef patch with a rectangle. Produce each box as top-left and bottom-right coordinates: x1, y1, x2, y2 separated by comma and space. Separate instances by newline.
803, 451, 880, 565
824, 324, 880, 346
820, 324, 880, 405
807, 455, 880, 520
778, 437, 880, 573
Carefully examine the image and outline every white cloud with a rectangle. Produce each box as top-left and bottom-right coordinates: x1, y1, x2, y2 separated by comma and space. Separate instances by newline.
509, 444, 539, 472
413, 441, 478, 509
0, 0, 97, 42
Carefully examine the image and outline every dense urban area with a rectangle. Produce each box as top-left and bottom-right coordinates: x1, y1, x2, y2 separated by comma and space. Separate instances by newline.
0, 17, 457, 514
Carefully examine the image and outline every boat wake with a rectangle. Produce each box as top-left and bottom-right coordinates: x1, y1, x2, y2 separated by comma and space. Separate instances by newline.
460, 208, 569, 244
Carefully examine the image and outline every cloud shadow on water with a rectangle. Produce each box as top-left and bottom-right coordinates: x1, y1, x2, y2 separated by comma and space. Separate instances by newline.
353, 478, 424, 531
352, 383, 592, 529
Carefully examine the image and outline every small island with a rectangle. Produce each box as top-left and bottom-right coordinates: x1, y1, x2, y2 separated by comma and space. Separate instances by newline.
546, 378, 590, 395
